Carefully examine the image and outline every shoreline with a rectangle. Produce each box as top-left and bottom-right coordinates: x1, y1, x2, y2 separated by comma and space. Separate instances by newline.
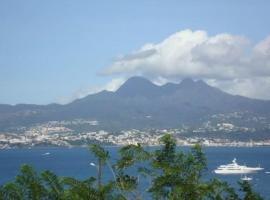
1, 143, 270, 150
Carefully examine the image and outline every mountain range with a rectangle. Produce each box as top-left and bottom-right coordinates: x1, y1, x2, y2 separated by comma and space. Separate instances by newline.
1, 76, 270, 131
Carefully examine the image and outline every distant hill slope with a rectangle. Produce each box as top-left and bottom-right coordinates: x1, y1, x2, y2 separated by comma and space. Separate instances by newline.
1, 76, 270, 131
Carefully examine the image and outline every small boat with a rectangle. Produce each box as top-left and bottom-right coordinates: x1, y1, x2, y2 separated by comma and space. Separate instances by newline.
265, 171, 270, 174
241, 175, 252, 181
42, 152, 51, 156
214, 158, 264, 174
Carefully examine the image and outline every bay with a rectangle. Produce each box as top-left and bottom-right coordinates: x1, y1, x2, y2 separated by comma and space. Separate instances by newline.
0, 146, 269, 199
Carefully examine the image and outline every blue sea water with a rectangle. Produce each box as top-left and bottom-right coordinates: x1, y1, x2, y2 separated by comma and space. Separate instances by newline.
0, 146, 269, 199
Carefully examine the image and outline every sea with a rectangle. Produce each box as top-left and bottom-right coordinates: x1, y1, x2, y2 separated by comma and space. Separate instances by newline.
0, 146, 269, 199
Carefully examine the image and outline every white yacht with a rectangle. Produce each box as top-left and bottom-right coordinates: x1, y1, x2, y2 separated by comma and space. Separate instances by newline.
214, 158, 264, 174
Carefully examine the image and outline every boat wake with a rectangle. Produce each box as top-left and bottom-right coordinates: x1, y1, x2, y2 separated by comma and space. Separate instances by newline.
42, 152, 51, 156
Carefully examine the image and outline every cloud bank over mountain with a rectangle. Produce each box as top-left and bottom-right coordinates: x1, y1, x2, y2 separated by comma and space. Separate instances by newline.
57, 78, 126, 104
101, 29, 270, 99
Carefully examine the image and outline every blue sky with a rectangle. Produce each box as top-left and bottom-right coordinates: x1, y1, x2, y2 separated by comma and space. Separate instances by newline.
1, 0, 270, 104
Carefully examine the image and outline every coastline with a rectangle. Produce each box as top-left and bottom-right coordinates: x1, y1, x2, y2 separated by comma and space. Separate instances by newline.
2, 142, 270, 150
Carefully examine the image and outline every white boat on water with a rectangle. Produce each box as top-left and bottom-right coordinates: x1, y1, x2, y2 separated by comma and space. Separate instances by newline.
214, 158, 264, 174
241, 175, 253, 181
42, 152, 51, 156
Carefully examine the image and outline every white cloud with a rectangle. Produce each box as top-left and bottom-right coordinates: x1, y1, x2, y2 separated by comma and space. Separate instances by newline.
103, 78, 126, 91
206, 78, 270, 100
254, 35, 270, 56
56, 78, 126, 104
101, 29, 270, 99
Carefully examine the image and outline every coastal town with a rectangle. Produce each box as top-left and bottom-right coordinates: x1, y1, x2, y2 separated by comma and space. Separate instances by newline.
1, 118, 270, 149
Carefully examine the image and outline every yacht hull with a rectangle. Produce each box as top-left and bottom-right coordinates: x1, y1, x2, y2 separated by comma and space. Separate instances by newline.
214, 169, 254, 174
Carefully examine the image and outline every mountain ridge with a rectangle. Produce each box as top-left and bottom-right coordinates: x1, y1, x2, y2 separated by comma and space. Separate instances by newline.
0, 76, 270, 131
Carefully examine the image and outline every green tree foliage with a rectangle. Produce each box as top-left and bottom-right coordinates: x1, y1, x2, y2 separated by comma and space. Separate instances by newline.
41, 170, 65, 199
239, 180, 263, 200
0, 134, 264, 200
149, 135, 207, 199
89, 144, 109, 189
